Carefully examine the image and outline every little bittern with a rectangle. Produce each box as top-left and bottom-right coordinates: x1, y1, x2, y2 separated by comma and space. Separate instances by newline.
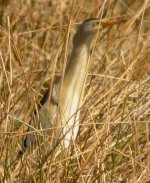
24, 18, 124, 153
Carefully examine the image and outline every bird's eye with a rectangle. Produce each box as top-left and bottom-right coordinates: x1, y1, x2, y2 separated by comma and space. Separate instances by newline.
93, 22, 98, 25
92, 22, 101, 28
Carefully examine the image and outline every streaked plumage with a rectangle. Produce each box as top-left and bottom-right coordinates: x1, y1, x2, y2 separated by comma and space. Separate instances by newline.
23, 18, 124, 153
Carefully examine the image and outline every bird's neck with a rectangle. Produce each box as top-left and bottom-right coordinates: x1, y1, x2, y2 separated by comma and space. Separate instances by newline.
58, 44, 90, 149
65, 44, 89, 79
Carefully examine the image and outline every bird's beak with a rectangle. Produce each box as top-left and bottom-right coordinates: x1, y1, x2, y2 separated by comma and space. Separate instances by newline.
101, 19, 126, 27
93, 18, 127, 29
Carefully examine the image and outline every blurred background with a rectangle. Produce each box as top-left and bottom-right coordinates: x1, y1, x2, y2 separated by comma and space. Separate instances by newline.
0, 0, 150, 182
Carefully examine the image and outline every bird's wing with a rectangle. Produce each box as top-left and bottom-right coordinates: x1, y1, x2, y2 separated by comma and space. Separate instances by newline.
24, 79, 61, 151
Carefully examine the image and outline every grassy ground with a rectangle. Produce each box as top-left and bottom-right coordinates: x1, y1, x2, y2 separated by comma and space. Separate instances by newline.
0, 0, 150, 182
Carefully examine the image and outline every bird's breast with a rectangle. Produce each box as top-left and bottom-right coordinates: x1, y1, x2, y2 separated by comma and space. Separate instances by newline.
59, 45, 89, 148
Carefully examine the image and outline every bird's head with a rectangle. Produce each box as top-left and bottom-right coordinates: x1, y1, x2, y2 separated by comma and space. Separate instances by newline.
73, 18, 125, 46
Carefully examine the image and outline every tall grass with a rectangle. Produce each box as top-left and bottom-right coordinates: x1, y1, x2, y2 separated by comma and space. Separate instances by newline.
0, 0, 150, 182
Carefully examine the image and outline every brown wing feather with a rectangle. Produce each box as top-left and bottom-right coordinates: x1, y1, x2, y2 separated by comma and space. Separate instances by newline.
23, 80, 61, 152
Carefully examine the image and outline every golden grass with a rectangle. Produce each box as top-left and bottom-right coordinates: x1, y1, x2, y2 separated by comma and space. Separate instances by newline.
0, 0, 150, 182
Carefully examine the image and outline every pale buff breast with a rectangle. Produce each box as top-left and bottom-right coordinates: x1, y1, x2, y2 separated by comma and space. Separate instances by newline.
59, 45, 88, 148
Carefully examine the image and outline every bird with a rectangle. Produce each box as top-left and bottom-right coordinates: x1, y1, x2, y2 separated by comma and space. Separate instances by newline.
23, 17, 125, 154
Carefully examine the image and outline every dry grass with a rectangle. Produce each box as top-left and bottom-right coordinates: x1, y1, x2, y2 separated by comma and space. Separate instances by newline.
0, 0, 150, 182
